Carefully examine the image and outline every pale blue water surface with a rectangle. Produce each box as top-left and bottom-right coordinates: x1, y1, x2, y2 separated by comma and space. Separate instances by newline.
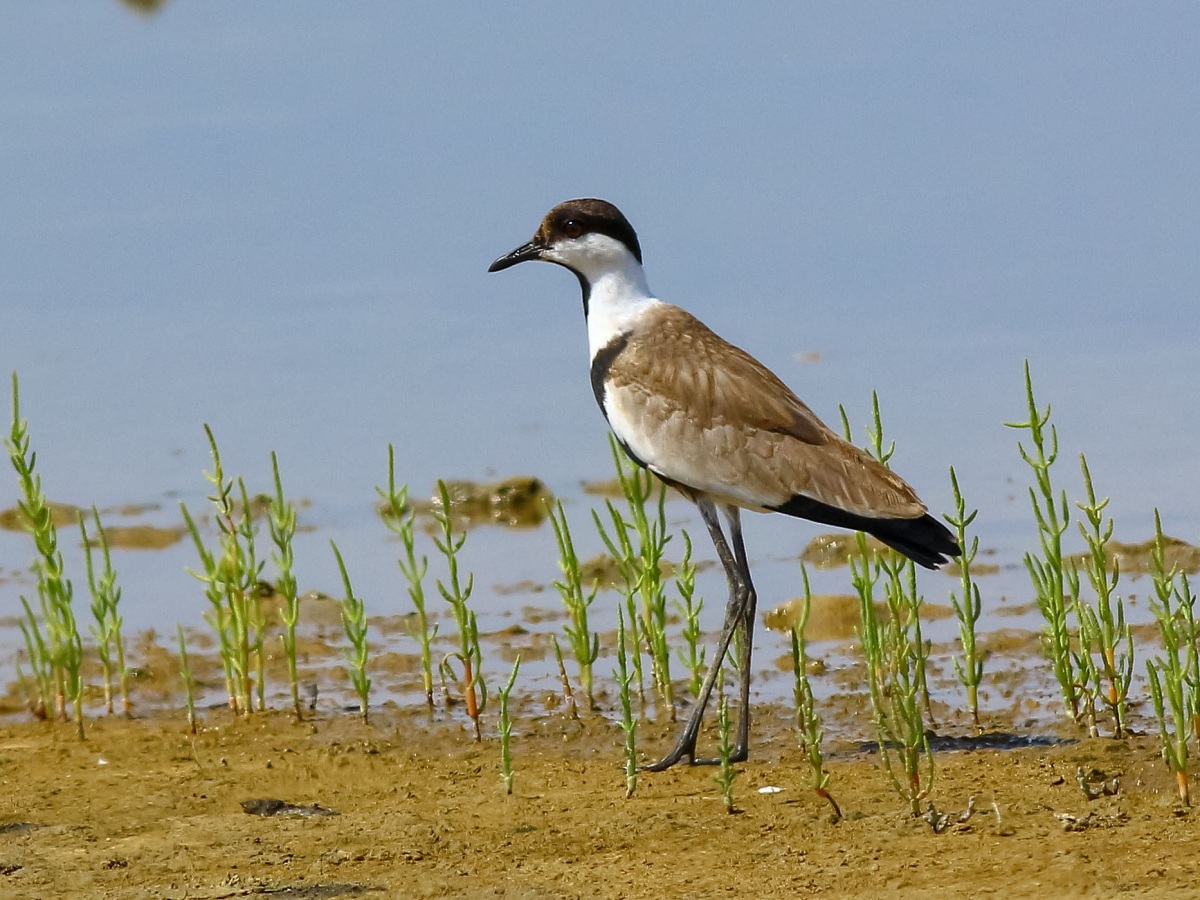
1, 3, 1197, 720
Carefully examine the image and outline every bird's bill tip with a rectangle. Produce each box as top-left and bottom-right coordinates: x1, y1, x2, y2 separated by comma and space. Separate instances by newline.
487, 240, 544, 273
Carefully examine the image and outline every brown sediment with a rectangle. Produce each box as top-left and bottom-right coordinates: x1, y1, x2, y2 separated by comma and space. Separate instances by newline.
763, 595, 953, 641
494, 578, 548, 597
942, 557, 1002, 576
800, 532, 891, 569
993, 599, 1041, 618
580, 477, 625, 497
1, 499, 299, 550
576, 553, 678, 590
764, 593, 862, 641
101, 503, 163, 517
384, 476, 555, 529
1066, 533, 1200, 575
95, 524, 186, 550
0, 704, 1196, 898
0, 501, 82, 531
579, 553, 625, 589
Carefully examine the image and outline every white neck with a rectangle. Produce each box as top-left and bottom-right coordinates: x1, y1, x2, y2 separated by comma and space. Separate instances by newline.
584, 257, 659, 357
544, 232, 659, 359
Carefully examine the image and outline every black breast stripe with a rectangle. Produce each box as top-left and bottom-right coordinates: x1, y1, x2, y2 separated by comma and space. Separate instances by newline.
589, 332, 632, 417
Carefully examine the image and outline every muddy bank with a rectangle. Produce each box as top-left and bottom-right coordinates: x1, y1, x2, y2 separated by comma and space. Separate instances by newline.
1, 705, 1196, 899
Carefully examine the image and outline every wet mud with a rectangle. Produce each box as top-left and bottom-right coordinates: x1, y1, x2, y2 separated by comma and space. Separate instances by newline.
1, 703, 1197, 899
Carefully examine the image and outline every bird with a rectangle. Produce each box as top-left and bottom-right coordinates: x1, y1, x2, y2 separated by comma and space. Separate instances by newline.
488, 198, 960, 770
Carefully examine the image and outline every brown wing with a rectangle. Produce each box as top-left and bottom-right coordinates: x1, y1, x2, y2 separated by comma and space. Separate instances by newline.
624, 307, 829, 444
603, 305, 928, 519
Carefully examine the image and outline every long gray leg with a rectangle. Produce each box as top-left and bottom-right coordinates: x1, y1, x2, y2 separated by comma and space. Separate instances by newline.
725, 505, 757, 761
643, 497, 754, 771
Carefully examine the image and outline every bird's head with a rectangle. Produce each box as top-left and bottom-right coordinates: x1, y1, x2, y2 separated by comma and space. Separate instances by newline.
488, 198, 643, 285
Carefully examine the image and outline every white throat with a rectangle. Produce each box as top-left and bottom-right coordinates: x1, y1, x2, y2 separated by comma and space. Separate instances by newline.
584, 259, 661, 360
544, 232, 660, 359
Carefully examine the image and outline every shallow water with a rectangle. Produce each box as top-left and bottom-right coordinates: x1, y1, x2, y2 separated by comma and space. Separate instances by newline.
2, 4, 1199, 727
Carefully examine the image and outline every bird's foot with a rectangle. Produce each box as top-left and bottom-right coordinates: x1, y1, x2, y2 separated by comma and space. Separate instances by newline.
640, 752, 690, 772
640, 740, 696, 772
642, 742, 748, 771
684, 747, 748, 767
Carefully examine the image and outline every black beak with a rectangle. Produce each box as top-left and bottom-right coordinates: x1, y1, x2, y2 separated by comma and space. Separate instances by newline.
488, 239, 544, 273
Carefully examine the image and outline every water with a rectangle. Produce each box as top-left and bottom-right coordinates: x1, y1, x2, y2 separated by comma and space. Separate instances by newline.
2, 4, 1198, 718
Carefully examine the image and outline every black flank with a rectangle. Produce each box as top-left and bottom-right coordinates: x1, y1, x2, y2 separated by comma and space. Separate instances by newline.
589, 332, 631, 415
771, 494, 961, 569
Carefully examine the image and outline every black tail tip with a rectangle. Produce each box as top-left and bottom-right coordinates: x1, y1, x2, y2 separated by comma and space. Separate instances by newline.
871, 513, 961, 570
770, 493, 962, 570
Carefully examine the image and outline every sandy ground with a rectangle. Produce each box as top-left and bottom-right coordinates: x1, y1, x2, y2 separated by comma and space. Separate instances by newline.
1, 702, 1197, 900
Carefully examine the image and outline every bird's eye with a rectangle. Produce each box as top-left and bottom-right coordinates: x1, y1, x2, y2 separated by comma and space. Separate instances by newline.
563, 220, 584, 239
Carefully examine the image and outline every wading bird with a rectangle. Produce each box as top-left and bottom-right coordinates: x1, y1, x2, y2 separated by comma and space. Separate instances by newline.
489, 198, 960, 770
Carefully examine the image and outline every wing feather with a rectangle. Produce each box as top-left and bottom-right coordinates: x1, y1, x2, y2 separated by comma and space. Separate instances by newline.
601, 305, 927, 519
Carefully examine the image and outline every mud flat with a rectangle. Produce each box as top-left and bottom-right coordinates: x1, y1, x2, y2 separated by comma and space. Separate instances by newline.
1, 703, 1196, 899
